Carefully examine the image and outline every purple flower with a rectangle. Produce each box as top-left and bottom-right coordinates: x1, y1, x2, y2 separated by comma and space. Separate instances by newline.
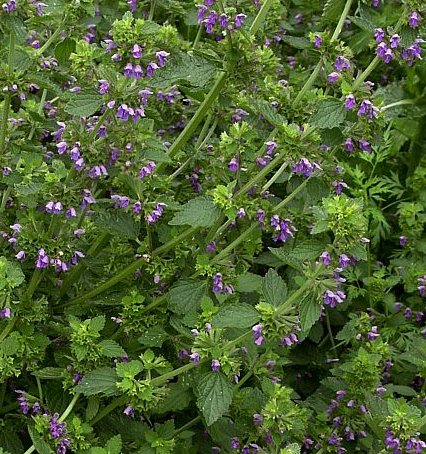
334, 56, 351, 71
265, 141, 277, 155
344, 138, 355, 152
56, 141, 67, 155
292, 158, 319, 177
211, 359, 221, 372
49, 413, 66, 438
156, 51, 170, 67
320, 251, 331, 265
145, 203, 166, 224
252, 323, 264, 345
190, 352, 200, 365
212, 273, 223, 294
66, 208, 77, 219
374, 28, 385, 42
256, 209, 265, 227
123, 63, 134, 78
117, 104, 130, 121
228, 158, 239, 172
16, 391, 30, 414
203, 240, 216, 253
345, 94, 356, 110
36, 249, 49, 269
389, 34, 401, 49
327, 72, 340, 83
368, 326, 380, 341
339, 254, 350, 269
234, 13, 247, 28
253, 413, 263, 426
81, 189, 96, 209
219, 13, 228, 28
139, 161, 156, 179
323, 289, 346, 308
281, 332, 298, 346
131, 44, 143, 59
333, 179, 349, 195
399, 235, 408, 246
230, 437, 240, 449
0, 307, 11, 318
15, 251, 25, 261
357, 100, 379, 120
57, 438, 71, 454
408, 11, 421, 28
359, 139, 372, 152
98, 79, 110, 95
271, 217, 296, 243
146, 62, 159, 77
123, 405, 134, 416
314, 35, 322, 48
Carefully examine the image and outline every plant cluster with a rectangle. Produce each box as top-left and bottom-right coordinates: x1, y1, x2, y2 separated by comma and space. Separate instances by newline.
0, 0, 425, 453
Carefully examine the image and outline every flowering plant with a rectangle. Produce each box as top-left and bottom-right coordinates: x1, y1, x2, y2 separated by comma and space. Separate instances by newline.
0, 0, 425, 453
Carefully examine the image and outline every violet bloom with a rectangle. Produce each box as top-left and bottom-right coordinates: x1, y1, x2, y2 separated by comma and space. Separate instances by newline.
399, 235, 408, 246
230, 437, 240, 449
138, 161, 156, 179
212, 273, 223, 294
390, 34, 401, 49
131, 44, 143, 59
123, 405, 134, 416
156, 51, 170, 67
145, 203, 165, 224
206, 241, 216, 253
320, 251, 331, 265
339, 254, 350, 269
368, 326, 379, 341
211, 359, 220, 372
66, 208, 77, 219
327, 72, 340, 83
345, 94, 356, 110
358, 139, 372, 152
253, 413, 263, 426
334, 56, 351, 71
146, 62, 159, 77
418, 276, 426, 297
219, 13, 228, 28
292, 157, 316, 177
234, 13, 246, 28
15, 250, 25, 261
0, 307, 11, 318
49, 413, 66, 438
281, 332, 298, 346
98, 79, 110, 95
81, 189, 96, 209
36, 249, 49, 269
271, 217, 296, 243
123, 63, 134, 77
56, 141, 67, 154
256, 209, 265, 227
228, 157, 239, 172
344, 138, 355, 152
16, 391, 30, 414
408, 11, 421, 28
252, 323, 264, 345
333, 180, 349, 195
117, 104, 130, 121
57, 438, 71, 454
190, 352, 200, 365
314, 35, 322, 48
265, 140, 277, 155
323, 289, 346, 308
133, 64, 143, 80
374, 28, 385, 42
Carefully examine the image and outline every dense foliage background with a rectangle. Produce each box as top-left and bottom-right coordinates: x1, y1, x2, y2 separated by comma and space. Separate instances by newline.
0, 0, 426, 452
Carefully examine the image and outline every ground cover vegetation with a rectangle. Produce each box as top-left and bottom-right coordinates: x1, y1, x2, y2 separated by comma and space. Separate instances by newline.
0, 0, 425, 452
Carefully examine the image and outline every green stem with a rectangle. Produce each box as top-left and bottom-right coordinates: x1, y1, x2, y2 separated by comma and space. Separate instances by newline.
352, 56, 380, 91
381, 99, 416, 111
292, 60, 323, 107
0, 31, 15, 156
172, 415, 202, 438
25, 269, 43, 301
330, 0, 354, 42
162, 72, 226, 163
36, 377, 43, 404
88, 109, 110, 142
27, 89, 47, 141
0, 318, 15, 343
261, 161, 288, 193
0, 381, 6, 412
150, 363, 195, 386
23, 446, 35, 454
192, 26, 203, 49
249, 0, 275, 35
326, 310, 337, 354
59, 227, 198, 308
272, 174, 312, 213
90, 395, 127, 425
36, 19, 65, 55
148, 0, 156, 20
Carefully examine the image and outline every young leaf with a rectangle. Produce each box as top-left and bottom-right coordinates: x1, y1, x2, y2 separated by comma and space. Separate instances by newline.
99, 340, 126, 358
262, 269, 287, 307
299, 294, 322, 332
138, 326, 169, 347
27, 426, 53, 454
64, 92, 103, 117
310, 98, 346, 129
105, 435, 122, 454
168, 280, 207, 314
197, 372, 233, 426
169, 197, 221, 228
212, 304, 259, 328
76, 367, 118, 396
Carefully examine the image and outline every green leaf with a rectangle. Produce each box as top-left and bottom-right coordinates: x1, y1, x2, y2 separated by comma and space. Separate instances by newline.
64, 91, 103, 117
0, 336, 20, 356
85, 396, 100, 422
99, 340, 126, 358
150, 52, 217, 89
281, 36, 310, 49
138, 326, 169, 347
153, 382, 192, 414
269, 240, 324, 270
322, 0, 345, 22
197, 372, 233, 426
5, 260, 25, 288
105, 435, 122, 454
299, 294, 322, 332
310, 98, 346, 129
89, 315, 106, 333
33, 367, 64, 380
27, 426, 53, 454
235, 273, 263, 293
248, 99, 286, 127
262, 269, 287, 307
76, 367, 118, 396
94, 210, 139, 239
168, 280, 207, 314
169, 197, 221, 228
213, 304, 259, 328
55, 38, 76, 65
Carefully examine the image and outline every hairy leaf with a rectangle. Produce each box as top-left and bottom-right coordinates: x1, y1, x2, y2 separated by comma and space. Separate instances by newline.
169, 197, 221, 228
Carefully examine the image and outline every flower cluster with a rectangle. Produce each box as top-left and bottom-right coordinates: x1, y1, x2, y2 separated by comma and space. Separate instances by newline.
197, 0, 247, 37
323, 289, 346, 308
212, 272, 234, 294
292, 158, 321, 177
270, 215, 297, 242
328, 55, 351, 83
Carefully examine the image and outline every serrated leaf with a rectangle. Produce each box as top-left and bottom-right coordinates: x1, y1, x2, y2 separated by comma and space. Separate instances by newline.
322, 0, 345, 22
310, 98, 346, 129
89, 315, 105, 333
300, 294, 323, 332
269, 240, 324, 270
138, 326, 169, 347
64, 92, 103, 117
0, 336, 20, 356
197, 372, 233, 426
85, 396, 100, 421
169, 197, 221, 228
150, 52, 217, 89
94, 210, 139, 239
168, 280, 207, 314
27, 426, 53, 454
33, 367, 64, 380
76, 367, 118, 396
262, 269, 287, 307
248, 99, 286, 127
105, 435, 122, 454
281, 36, 310, 49
55, 38, 76, 65
99, 340, 126, 358
153, 382, 192, 414
235, 273, 263, 292
213, 304, 259, 328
